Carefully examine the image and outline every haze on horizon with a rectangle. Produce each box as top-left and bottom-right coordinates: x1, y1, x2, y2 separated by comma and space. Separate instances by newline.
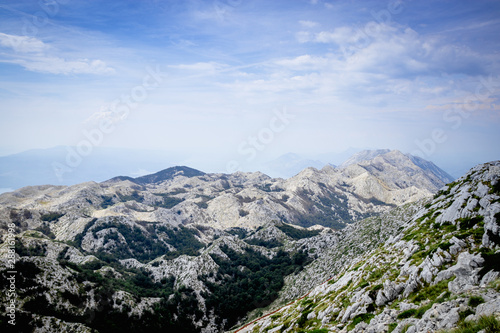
0, 0, 499, 181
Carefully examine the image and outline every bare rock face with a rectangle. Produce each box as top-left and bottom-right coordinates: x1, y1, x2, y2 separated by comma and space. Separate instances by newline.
0, 152, 470, 333
235, 161, 500, 333
0, 150, 452, 243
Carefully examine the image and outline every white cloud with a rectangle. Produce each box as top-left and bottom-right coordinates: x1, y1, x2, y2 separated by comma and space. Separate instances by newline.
0, 32, 114, 75
306, 23, 490, 77
299, 20, 319, 28
0, 32, 47, 53
296, 31, 311, 43
169, 62, 228, 74
275, 54, 332, 70
3, 57, 115, 75
314, 24, 397, 45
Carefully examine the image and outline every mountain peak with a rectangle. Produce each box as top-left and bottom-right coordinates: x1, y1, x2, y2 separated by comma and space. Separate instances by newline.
106, 166, 205, 185
339, 149, 392, 168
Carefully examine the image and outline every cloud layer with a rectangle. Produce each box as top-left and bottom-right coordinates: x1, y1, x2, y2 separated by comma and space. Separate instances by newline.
0, 0, 499, 176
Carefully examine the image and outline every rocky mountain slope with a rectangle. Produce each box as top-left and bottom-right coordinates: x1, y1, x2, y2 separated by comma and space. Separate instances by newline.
0, 151, 465, 332
234, 161, 500, 333
0, 150, 452, 238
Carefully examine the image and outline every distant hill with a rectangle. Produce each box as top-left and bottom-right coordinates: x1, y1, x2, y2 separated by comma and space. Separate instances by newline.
0, 146, 182, 191
339, 149, 455, 186
0, 153, 498, 332
107, 166, 205, 185
262, 152, 327, 178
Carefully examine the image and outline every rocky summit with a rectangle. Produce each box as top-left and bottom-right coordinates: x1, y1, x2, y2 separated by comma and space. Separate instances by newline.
0, 151, 498, 333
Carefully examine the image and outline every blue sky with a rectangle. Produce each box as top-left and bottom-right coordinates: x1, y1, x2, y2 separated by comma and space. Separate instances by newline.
0, 0, 499, 177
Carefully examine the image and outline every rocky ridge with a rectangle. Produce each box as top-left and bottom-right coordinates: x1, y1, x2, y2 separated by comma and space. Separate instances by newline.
0, 151, 468, 332
0, 150, 453, 239
233, 161, 500, 333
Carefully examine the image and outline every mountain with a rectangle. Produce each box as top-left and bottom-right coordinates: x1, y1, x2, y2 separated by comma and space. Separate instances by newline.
339, 149, 392, 168
1, 153, 495, 333
0, 146, 184, 191
235, 160, 500, 333
108, 166, 205, 185
0, 150, 452, 233
341, 149, 455, 186
261, 153, 327, 178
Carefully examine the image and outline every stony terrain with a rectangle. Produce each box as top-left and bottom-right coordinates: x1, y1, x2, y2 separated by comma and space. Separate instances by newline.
233, 161, 500, 333
0, 150, 452, 238
1, 150, 492, 333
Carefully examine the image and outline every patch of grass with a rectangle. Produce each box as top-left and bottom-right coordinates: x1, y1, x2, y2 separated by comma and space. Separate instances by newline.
415, 303, 433, 318
401, 323, 414, 333
346, 313, 374, 331
369, 268, 384, 281
478, 250, 500, 278
387, 322, 397, 333
297, 310, 313, 328
436, 291, 451, 303
441, 221, 457, 233
468, 296, 484, 307
40, 212, 64, 222
438, 241, 452, 251
397, 309, 417, 319
457, 216, 484, 230
410, 278, 453, 304
459, 309, 475, 321
369, 283, 383, 299
357, 280, 369, 289
442, 315, 500, 333
487, 278, 500, 292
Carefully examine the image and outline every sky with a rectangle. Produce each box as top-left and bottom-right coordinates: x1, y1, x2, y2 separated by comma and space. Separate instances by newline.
0, 0, 499, 178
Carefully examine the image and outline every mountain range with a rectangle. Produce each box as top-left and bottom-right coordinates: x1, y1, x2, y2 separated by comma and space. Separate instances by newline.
0, 147, 456, 193
0, 150, 498, 333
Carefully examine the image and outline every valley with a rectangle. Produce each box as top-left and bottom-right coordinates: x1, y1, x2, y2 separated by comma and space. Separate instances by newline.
0, 150, 498, 333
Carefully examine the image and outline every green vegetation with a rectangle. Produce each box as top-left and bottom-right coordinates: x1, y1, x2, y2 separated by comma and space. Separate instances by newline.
415, 303, 433, 318
15, 238, 46, 257
468, 296, 485, 307
401, 323, 414, 333
442, 315, 500, 333
226, 227, 248, 239
369, 268, 384, 281
35, 223, 56, 239
307, 329, 328, 333
155, 196, 185, 209
434, 181, 459, 198
457, 216, 484, 230
410, 278, 454, 304
487, 180, 500, 195
195, 194, 212, 209
244, 237, 283, 248
100, 195, 114, 208
478, 250, 500, 278
276, 223, 321, 239
5, 250, 203, 333
40, 212, 64, 222
293, 189, 359, 229
202, 245, 311, 330
118, 190, 144, 203
459, 309, 475, 321
347, 313, 374, 331
69, 219, 204, 262
397, 309, 417, 319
